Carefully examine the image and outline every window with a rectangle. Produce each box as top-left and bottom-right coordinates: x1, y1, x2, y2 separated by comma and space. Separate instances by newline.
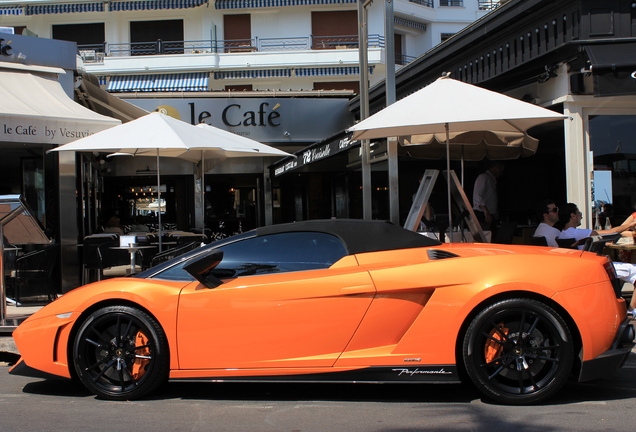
22, 158, 45, 227
441, 33, 455, 43
130, 20, 184, 55
215, 232, 347, 276
223, 14, 252, 53
52, 23, 105, 51
439, 0, 464, 6
590, 115, 636, 224
394, 33, 404, 65
311, 11, 358, 50
153, 232, 348, 281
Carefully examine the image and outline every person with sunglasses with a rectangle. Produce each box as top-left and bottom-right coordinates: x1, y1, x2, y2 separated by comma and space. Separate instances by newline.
533, 199, 561, 247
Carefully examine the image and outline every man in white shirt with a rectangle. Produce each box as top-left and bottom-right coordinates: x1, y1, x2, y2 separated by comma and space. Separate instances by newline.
558, 203, 636, 245
558, 202, 636, 314
533, 199, 560, 247
472, 162, 504, 230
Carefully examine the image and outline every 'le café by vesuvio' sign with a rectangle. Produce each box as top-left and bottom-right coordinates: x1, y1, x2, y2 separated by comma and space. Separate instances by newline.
0, 119, 102, 144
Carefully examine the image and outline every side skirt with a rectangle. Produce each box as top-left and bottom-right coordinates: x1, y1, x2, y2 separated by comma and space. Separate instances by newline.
170, 366, 461, 384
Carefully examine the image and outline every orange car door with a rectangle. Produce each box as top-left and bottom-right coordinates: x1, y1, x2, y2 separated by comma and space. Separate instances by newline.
177, 260, 375, 370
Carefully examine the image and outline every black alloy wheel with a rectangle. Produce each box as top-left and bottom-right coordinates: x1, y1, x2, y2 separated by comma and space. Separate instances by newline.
73, 305, 169, 400
463, 298, 574, 405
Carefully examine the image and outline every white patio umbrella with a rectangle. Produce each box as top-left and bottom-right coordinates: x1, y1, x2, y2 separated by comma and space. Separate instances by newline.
49, 112, 290, 250
348, 74, 569, 241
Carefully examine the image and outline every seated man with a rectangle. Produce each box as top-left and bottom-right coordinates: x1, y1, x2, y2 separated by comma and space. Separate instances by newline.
558, 203, 636, 314
558, 203, 636, 245
533, 199, 560, 247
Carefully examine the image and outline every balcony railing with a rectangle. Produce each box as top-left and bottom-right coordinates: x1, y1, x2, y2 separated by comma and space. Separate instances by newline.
478, 0, 500, 10
79, 34, 384, 62
408, 0, 434, 7
396, 54, 417, 66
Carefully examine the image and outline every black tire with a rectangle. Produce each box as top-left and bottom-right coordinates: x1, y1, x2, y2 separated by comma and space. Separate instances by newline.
72, 305, 169, 400
462, 298, 574, 405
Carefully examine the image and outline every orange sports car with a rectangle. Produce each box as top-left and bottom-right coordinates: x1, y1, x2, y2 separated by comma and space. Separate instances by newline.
9, 219, 635, 404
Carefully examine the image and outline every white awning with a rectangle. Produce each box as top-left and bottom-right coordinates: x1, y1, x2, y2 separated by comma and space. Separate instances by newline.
106, 72, 209, 92
0, 0, 208, 15
214, 0, 355, 9
76, 73, 149, 123
0, 68, 121, 145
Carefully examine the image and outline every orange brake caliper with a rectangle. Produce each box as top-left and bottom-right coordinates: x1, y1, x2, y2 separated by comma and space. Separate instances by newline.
484, 322, 508, 363
131, 332, 151, 380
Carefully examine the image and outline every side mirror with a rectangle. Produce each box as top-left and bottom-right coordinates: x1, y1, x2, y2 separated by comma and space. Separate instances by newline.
183, 249, 224, 289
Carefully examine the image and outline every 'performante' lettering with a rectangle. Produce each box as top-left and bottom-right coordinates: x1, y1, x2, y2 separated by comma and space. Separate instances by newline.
392, 368, 452, 376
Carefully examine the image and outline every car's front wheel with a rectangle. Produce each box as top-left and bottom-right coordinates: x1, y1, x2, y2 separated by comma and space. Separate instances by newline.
462, 298, 574, 405
72, 305, 169, 400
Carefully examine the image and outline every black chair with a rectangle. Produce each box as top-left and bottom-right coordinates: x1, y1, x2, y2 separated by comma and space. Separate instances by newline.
82, 234, 130, 282
586, 233, 621, 255
99, 241, 133, 276
556, 237, 591, 250
133, 233, 158, 271
531, 236, 548, 246
14, 244, 60, 304
82, 234, 118, 284
492, 221, 518, 244
149, 241, 201, 268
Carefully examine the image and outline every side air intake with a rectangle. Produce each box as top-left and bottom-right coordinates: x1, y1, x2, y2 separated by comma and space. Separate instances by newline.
428, 250, 459, 260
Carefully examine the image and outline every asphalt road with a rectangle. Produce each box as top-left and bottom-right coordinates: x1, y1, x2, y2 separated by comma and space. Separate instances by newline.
2, 351, 636, 432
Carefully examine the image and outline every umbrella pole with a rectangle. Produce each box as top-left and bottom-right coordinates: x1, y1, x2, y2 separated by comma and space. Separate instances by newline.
157, 149, 162, 252
461, 148, 465, 187
446, 123, 452, 244
201, 150, 205, 238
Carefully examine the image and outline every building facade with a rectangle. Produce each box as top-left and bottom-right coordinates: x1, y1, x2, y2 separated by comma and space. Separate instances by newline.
0, 0, 497, 91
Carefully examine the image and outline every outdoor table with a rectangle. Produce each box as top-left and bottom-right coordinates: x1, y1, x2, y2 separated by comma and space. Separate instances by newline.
607, 243, 636, 250
110, 245, 156, 275
606, 241, 636, 263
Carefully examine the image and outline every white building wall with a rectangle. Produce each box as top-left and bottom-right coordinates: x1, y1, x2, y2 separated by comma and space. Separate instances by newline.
0, 0, 494, 91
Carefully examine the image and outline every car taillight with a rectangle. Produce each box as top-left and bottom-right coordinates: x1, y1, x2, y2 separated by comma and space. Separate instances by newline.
603, 258, 624, 298
604, 259, 617, 279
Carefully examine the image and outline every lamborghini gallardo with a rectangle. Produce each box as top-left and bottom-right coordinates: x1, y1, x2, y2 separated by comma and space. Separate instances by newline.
9, 219, 635, 404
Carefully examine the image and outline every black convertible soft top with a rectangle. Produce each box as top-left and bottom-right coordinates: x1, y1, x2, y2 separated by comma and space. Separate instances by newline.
255, 219, 441, 255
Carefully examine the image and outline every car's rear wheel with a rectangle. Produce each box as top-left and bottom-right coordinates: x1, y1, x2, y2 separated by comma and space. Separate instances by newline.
72, 305, 169, 400
462, 298, 574, 405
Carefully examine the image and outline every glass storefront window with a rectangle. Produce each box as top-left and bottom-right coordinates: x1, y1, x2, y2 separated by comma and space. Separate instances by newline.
127, 185, 166, 218
22, 158, 45, 226
590, 115, 636, 226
